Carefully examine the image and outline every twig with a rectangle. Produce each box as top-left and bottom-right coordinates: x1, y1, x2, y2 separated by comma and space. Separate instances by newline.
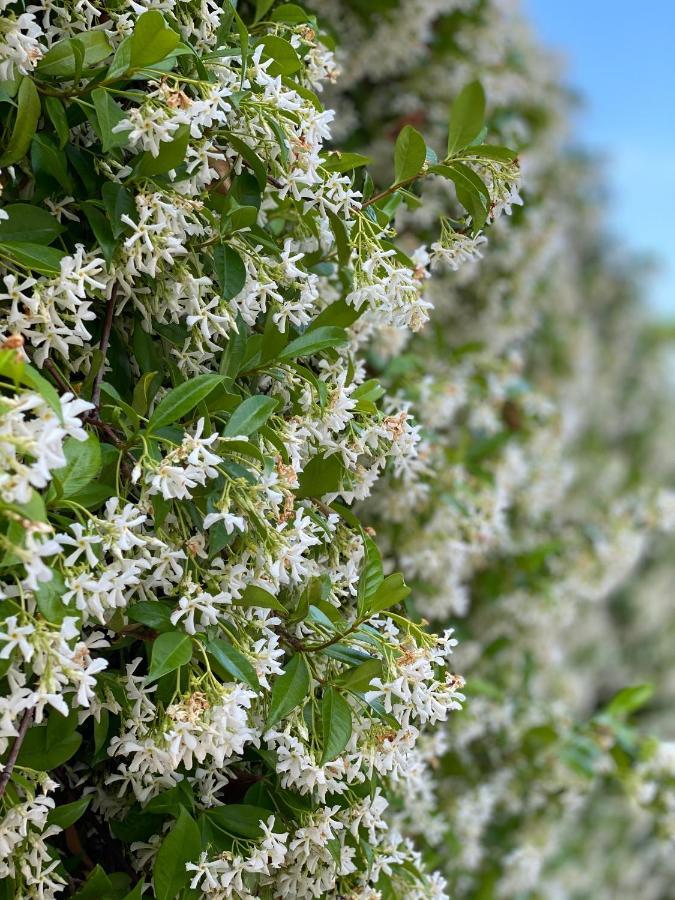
0, 708, 34, 799
91, 283, 118, 411
43, 359, 73, 395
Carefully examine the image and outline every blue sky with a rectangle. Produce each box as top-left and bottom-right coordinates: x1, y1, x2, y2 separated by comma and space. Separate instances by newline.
525, 0, 675, 316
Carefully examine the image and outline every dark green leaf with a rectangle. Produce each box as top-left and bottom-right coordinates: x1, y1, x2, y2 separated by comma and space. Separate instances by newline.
147, 374, 223, 431
0, 78, 41, 168
205, 804, 270, 839
207, 639, 260, 690
136, 125, 189, 176
47, 796, 91, 830
147, 632, 192, 682
153, 807, 200, 900
0, 242, 66, 276
0, 204, 64, 245
213, 244, 247, 301
320, 687, 352, 764
266, 653, 310, 727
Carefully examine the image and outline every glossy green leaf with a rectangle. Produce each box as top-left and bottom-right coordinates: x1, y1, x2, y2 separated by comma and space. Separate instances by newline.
364, 572, 411, 615
213, 243, 247, 301
207, 638, 260, 690
394, 124, 427, 184
130, 11, 180, 70
153, 807, 200, 900
0, 204, 64, 245
92, 88, 129, 152
277, 326, 348, 361
223, 395, 276, 437
147, 374, 223, 431
36, 32, 111, 77
447, 80, 486, 155
205, 804, 270, 838
52, 433, 101, 500
147, 632, 192, 682
320, 687, 353, 764
47, 796, 91, 830
260, 35, 302, 76
234, 584, 287, 613
0, 78, 41, 168
266, 653, 310, 727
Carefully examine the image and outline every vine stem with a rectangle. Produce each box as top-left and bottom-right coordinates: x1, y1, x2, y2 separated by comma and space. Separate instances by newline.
0, 708, 34, 799
91, 283, 118, 412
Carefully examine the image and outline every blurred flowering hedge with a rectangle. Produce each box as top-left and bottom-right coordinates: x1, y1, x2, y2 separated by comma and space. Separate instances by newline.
0, 0, 673, 898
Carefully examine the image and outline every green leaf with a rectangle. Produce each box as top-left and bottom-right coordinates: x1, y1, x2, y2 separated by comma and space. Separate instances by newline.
266, 653, 310, 727
35, 570, 70, 624
606, 683, 654, 718
91, 88, 129, 152
145, 781, 194, 815
130, 11, 180, 70
71, 866, 112, 900
19, 361, 63, 420
337, 657, 382, 692
147, 374, 223, 432
447, 80, 486, 155
0, 204, 64, 245
205, 804, 270, 839
17, 720, 82, 770
147, 632, 192, 682
0, 78, 41, 168
47, 796, 91, 830
394, 125, 427, 184
234, 584, 287, 613
213, 244, 247, 301
0, 242, 66, 276
207, 639, 260, 691
80, 202, 116, 265
277, 326, 348, 361
44, 95, 70, 148
153, 807, 200, 900
466, 144, 517, 162
223, 395, 276, 437
260, 35, 302, 76
320, 687, 353, 764
322, 152, 371, 174
357, 535, 383, 616
364, 572, 411, 615
222, 132, 267, 189
52, 433, 101, 500
136, 125, 189, 176
36, 32, 111, 77
31, 134, 74, 193
102, 182, 135, 239
128, 601, 173, 630
296, 453, 345, 500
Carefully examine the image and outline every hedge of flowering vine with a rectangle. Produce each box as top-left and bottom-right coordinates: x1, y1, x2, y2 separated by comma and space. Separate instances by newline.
1, 0, 674, 899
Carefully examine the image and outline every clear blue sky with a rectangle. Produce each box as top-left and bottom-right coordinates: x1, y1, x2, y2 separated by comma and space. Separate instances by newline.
526, 0, 675, 317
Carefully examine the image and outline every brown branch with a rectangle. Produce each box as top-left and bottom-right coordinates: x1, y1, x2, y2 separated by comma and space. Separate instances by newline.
42, 359, 73, 395
91, 283, 118, 411
0, 707, 34, 799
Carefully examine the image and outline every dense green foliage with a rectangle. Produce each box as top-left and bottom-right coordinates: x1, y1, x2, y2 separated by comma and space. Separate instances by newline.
0, 0, 673, 898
